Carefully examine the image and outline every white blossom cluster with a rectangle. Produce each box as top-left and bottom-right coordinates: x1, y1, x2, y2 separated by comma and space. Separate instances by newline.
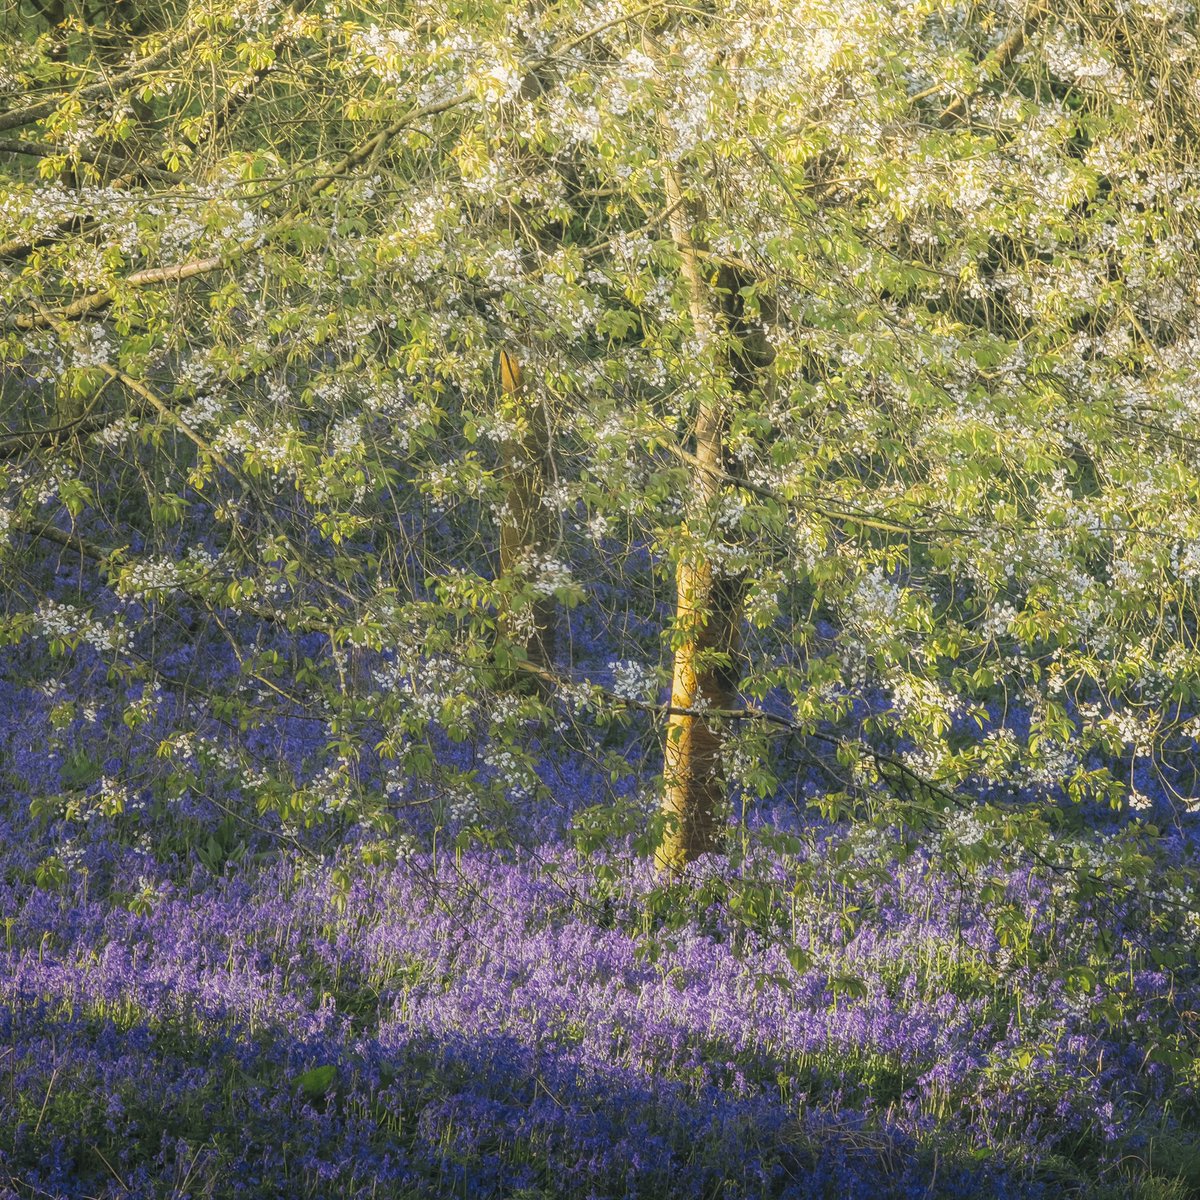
848, 568, 904, 634
397, 656, 473, 723
608, 660, 658, 702
91, 417, 140, 449
1101, 710, 1154, 758
311, 760, 355, 816
329, 416, 364, 458
215, 419, 299, 475
442, 784, 480, 823
945, 808, 989, 848
348, 25, 415, 86
34, 600, 128, 654
888, 673, 967, 731
528, 553, 575, 597
119, 556, 184, 597
483, 743, 533, 798
116, 546, 220, 599
86, 776, 138, 821
230, 0, 280, 32
470, 59, 522, 105
584, 513, 611, 541
69, 325, 112, 369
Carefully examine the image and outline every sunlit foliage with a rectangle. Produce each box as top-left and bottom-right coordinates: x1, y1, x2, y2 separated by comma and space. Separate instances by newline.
4, 0, 1200, 879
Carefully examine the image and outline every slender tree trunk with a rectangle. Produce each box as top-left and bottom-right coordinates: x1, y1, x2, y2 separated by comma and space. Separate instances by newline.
497, 348, 556, 674
658, 549, 743, 868
655, 167, 748, 871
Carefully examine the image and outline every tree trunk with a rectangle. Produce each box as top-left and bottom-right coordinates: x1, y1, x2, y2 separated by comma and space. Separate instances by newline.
497, 348, 556, 674
655, 167, 751, 871
658, 550, 743, 868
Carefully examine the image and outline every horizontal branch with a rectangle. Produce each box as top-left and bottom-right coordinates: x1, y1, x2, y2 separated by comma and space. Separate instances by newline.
0, 6, 306, 263
6, 9, 646, 330
11, 254, 230, 325
0, 29, 195, 134
14, 517, 118, 564
0, 137, 180, 185
662, 439, 942, 536
7, 86, 473, 330
0, 410, 114, 456
13, 517, 331, 636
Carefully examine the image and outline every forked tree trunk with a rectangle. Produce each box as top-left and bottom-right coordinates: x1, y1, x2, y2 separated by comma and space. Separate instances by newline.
497, 348, 556, 673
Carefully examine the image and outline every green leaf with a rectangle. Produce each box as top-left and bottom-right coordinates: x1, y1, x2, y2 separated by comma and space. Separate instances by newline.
785, 945, 811, 973
296, 1065, 336, 1098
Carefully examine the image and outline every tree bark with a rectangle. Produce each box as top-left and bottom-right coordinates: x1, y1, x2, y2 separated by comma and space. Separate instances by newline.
655, 162, 770, 870
497, 348, 556, 673
658, 551, 743, 868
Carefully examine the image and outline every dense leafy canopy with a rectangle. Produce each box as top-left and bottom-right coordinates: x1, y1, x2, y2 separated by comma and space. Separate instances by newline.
7, 0, 1200, 854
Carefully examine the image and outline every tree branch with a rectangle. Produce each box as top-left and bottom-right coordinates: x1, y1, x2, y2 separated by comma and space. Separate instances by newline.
7, 86, 474, 330
0, 29, 194, 134
938, 0, 1049, 124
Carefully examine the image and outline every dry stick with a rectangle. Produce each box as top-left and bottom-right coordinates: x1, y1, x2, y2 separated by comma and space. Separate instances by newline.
88, 1143, 129, 1194
31, 1066, 59, 1138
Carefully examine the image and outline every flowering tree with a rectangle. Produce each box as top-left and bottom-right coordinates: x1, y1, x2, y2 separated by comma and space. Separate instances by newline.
4, 0, 1200, 872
